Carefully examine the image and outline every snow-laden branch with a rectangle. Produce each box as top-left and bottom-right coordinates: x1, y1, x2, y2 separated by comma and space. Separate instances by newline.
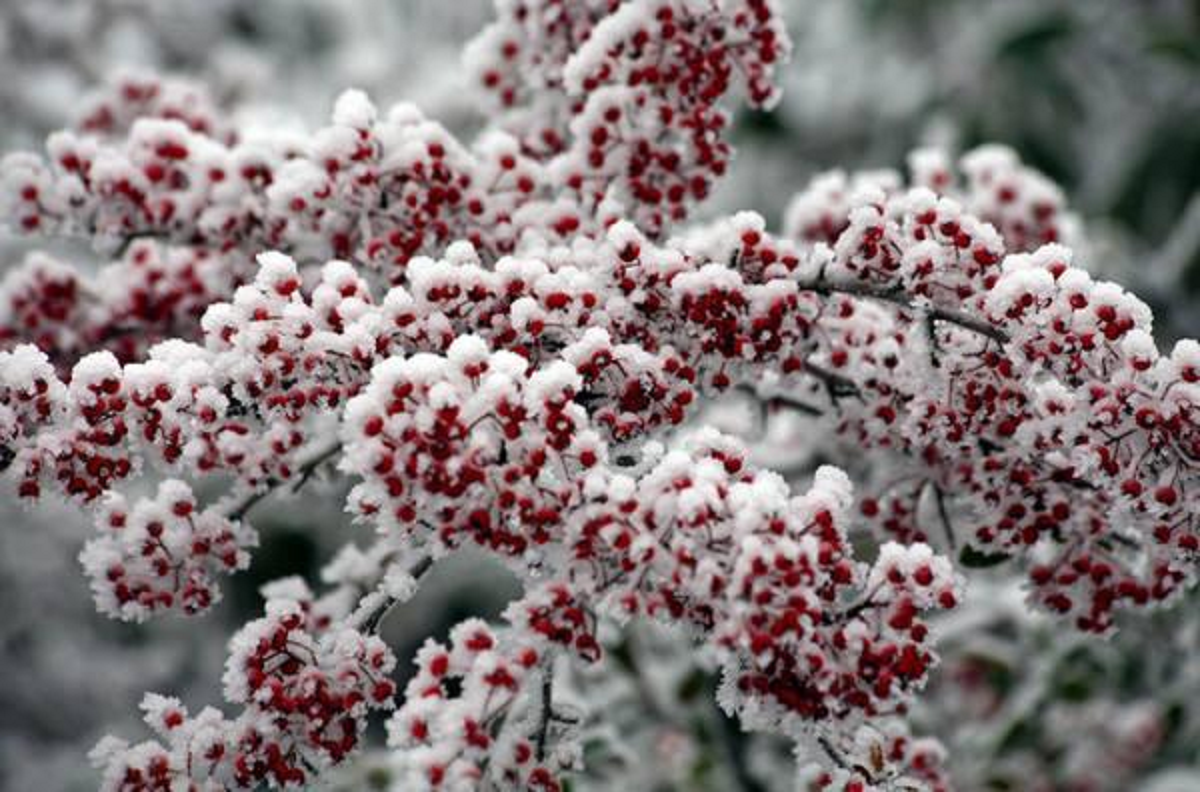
0, 1, 1196, 790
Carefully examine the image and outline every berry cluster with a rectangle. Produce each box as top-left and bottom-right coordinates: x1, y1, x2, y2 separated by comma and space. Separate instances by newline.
91, 590, 396, 791
387, 619, 569, 790
75, 71, 235, 144
81, 480, 256, 620
773, 157, 1200, 633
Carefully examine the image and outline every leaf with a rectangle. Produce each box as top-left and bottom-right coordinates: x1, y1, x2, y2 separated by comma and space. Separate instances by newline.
995, 14, 1074, 61
959, 546, 1012, 568
996, 718, 1039, 754
1146, 33, 1200, 65
676, 668, 709, 702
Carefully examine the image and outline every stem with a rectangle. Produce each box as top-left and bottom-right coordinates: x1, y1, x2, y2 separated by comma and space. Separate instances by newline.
109, 229, 170, 258
818, 736, 852, 772
837, 582, 884, 622
534, 668, 554, 762
805, 360, 861, 405
817, 735, 876, 783
933, 484, 957, 552
224, 439, 343, 522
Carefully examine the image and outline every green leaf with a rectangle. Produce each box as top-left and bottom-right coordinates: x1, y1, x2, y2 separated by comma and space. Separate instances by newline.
366, 767, 392, 790
996, 718, 1039, 754
959, 546, 1012, 568
1146, 33, 1200, 65
995, 14, 1074, 60
676, 668, 709, 702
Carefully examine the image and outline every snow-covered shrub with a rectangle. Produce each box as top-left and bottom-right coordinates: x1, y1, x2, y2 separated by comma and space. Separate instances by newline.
1, 1, 1197, 790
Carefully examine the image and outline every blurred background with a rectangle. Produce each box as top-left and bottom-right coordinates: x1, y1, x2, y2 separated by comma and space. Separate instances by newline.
1, 1, 1197, 790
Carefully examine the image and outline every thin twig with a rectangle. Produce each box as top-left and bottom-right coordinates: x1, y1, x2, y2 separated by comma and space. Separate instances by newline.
805, 361, 862, 404
933, 484, 957, 552
735, 384, 824, 417
818, 736, 852, 772
767, 392, 825, 417
534, 669, 554, 762
818, 736, 877, 784
225, 439, 343, 522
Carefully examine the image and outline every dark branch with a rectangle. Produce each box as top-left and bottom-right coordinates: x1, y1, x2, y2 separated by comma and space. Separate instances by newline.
735, 384, 824, 417
933, 484, 957, 552
534, 670, 554, 762
801, 278, 1009, 345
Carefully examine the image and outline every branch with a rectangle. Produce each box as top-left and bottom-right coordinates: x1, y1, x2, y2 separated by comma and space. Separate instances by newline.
933, 484, 957, 552
534, 668, 554, 762
818, 736, 852, 772
818, 735, 877, 784
735, 383, 824, 417
835, 588, 883, 623
801, 278, 1009, 345
108, 229, 171, 258
352, 555, 435, 634
224, 439, 343, 522
805, 361, 862, 407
